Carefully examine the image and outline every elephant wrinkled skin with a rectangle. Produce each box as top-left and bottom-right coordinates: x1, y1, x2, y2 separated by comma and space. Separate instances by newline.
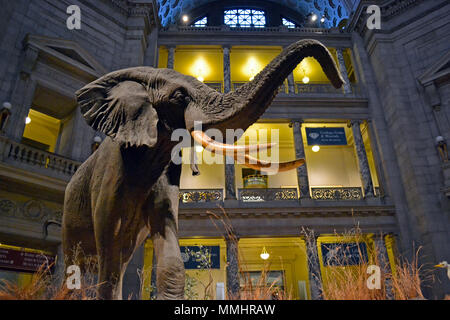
62, 39, 344, 300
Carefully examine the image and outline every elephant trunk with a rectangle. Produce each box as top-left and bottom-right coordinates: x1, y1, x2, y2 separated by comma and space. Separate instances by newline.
186, 39, 344, 173
204, 39, 344, 135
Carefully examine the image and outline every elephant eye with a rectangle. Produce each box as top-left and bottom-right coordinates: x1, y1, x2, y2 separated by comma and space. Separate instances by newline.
170, 89, 190, 105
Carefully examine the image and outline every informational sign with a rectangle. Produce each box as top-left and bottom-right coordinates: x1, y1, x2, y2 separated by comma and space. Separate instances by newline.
0, 247, 55, 273
321, 242, 368, 266
306, 127, 347, 146
180, 246, 220, 270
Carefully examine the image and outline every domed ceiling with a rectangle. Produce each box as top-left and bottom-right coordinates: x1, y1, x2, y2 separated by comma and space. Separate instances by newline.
157, 0, 349, 28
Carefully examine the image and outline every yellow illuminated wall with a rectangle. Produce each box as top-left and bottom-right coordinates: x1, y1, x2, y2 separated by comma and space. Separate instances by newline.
293, 48, 338, 84
180, 148, 225, 190
172, 46, 224, 84
302, 123, 362, 189
361, 123, 380, 188
142, 238, 226, 300
230, 46, 282, 83
158, 47, 168, 68
158, 46, 356, 88
22, 109, 61, 153
235, 123, 298, 192
239, 237, 310, 300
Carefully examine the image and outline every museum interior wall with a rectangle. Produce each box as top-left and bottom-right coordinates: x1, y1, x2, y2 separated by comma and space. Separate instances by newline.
0, 0, 448, 299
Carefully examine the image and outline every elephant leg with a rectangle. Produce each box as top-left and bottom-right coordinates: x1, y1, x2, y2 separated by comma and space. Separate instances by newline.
148, 162, 185, 300
93, 181, 131, 300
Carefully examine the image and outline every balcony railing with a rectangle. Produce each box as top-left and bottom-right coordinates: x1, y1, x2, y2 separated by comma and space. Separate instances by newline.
162, 26, 334, 34
232, 82, 287, 93
311, 187, 363, 201
179, 189, 223, 203
238, 188, 298, 202
295, 83, 361, 95
205, 82, 223, 92
0, 136, 80, 177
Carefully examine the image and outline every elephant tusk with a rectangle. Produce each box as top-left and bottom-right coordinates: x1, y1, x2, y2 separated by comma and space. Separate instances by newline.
236, 153, 305, 173
191, 130, 275, 155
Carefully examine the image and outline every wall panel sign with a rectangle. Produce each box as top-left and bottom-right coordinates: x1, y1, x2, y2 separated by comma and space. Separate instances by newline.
180, 246, 220, 269
0, 247, 55, 273
306, 127, 347, 146
321, 242, 368, 266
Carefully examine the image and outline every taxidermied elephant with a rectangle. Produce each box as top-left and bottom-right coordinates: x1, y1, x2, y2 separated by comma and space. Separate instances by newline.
62, 39, 344, 300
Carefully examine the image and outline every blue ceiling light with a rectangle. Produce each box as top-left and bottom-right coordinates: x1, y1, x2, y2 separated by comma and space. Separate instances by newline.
156, 0, 348, 28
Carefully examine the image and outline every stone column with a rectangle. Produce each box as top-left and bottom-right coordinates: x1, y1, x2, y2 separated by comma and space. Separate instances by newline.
7, 43, 39, 141
336, 48, 352, 94
287, 72, 296, 94
223, 46, 231, 93
305, 234, 322, 300
350, 120, 375, 198
373, 235, 393, 299
225, 235, 240, 298
223, 45, 237, 200
167, 46, 175, 69
291, 120, 310, 199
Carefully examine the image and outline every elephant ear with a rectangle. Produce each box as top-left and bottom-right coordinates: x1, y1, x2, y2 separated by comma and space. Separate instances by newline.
76, 76, 158, 148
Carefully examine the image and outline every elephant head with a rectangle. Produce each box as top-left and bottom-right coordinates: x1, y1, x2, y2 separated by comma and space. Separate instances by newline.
76, 39, 344, 173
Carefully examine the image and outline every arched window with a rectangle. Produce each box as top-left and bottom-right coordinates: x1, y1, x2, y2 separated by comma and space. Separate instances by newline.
282, 18, 296, 28
193, 16, 208, 27
224, 9, 266, 28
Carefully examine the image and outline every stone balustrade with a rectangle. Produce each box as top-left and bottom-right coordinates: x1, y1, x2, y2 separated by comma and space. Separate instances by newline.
238, 188, 298, 202
179, 189, 223, 203
162, 26, 335, 34
0, 136, 80, 177
311, 187, 363, 201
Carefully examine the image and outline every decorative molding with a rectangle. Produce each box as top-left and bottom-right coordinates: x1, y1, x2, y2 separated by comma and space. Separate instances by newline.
0, 198, 62, 223
179, 204, 396, 219
24, 34, 107, 78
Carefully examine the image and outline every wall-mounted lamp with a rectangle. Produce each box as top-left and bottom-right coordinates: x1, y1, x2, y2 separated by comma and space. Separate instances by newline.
260, 246, 270, 260
310, 14, 318, 22
182, 15, 189, 23
195, 144, 204, 153
436, 136, 448, 162
0, 102, 12, 133
25, 117, 31, 125
312, 145, 320, 152
92, 136, 102, 153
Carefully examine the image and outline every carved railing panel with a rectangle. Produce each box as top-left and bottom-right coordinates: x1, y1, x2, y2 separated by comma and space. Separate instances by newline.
294, 83, 362, 95
205, 82, 223, 92
0, 136, 80, 177
164, 26, 332, 34
179, 189, 223, 203
311, 187, 363, 200
232, 82, 286, 93
238, 188, 298, 202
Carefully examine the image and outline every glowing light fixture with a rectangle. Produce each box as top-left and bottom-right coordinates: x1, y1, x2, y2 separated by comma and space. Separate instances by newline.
312, 145, 320, 152
25, 117, 31, 124
321, 17, 326, 23
195, 145, 204, 153
182, 15, 189, 22
260, 247, 270, 260
311, 14, 318, 22
192, 58, 209, 83
302, 76, 310, 84
246, 58, 261, 81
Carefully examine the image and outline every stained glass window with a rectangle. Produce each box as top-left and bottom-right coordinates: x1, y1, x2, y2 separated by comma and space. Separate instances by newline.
193, 16, 207, 27
282, 18, 296, 28
224, 9, 266, 28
